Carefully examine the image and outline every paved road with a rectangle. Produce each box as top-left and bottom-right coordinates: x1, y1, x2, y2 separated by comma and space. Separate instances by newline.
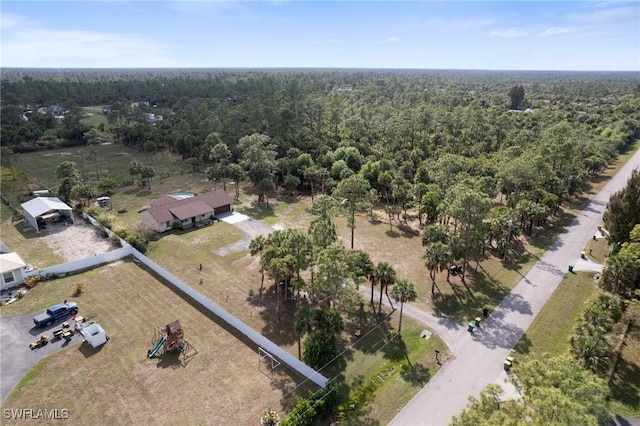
390, 149, 640, 426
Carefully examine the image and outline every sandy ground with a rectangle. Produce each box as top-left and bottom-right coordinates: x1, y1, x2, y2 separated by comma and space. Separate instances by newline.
35, 219, 115, 262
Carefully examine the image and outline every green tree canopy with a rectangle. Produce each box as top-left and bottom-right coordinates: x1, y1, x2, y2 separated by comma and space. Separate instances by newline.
452, 354, 611, 426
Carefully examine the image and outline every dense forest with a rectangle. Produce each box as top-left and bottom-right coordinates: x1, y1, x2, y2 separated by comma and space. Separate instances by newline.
2, 68, 639, 228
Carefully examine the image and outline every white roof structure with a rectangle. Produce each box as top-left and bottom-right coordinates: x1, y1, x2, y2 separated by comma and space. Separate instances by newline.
80, 323, 108, 348
22, 197, 71, 217
0, 253, 27, 274
21, 197, 72, 232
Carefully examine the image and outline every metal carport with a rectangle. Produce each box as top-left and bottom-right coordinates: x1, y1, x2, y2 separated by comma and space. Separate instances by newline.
21, 197, 73, 232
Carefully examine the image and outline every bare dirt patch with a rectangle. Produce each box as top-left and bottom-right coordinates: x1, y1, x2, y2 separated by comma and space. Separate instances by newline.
213, 219, 272, 256
38, 220, 115, 262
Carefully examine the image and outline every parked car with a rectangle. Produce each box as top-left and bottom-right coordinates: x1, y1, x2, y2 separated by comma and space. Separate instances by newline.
33, 302, 78, 328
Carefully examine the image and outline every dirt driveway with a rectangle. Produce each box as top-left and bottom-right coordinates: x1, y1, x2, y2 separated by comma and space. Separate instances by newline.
37, 219, 114, 262
213, 214, 272, 256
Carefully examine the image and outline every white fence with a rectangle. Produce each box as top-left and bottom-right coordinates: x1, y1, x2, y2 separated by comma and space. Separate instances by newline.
25, 246, 132, 279
31, 212, 328, 388
129, 246, 329, 388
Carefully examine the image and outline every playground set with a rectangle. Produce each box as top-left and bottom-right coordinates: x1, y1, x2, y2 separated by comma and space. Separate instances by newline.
147, 320, 198, 366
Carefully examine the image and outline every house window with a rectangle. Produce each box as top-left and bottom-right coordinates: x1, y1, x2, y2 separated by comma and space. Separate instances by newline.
166, 221, 170, 227
2, 272, 15, 283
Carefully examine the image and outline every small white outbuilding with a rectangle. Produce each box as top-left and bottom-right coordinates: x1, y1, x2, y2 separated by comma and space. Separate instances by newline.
79, 323, 109, 348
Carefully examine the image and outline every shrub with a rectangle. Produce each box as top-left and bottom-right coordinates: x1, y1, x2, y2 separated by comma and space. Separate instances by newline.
280, 382, 338, 426
260, 408, 280, 426
125, 232, 148, 253
110, 234, 123, 247
74, 282, 85, 296
96, 212, 115, 229
25, 276, 41, 289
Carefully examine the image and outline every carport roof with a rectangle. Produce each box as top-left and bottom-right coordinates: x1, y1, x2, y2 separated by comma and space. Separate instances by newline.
21, 197, 72, 218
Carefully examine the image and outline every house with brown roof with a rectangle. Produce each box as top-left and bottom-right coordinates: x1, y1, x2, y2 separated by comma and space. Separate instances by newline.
139, 190, 233, 233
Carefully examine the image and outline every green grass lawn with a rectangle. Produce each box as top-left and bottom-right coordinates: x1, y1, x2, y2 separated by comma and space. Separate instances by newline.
0, 210, 63, 269
514, 272, 600, 357
79, 112, 109, 129
0, 261, 315, 425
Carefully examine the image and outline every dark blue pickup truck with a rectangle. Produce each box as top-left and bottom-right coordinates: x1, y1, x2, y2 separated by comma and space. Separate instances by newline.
33, 302, 78, 327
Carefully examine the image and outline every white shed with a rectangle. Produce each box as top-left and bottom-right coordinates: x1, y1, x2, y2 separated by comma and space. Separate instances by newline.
21, 197, 73, 232
80, 323, 109, 348
0, 252, 27, 291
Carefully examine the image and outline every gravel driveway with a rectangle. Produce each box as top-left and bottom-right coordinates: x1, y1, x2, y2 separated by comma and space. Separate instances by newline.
213, 214, 272, 256
37, 219, 114, 262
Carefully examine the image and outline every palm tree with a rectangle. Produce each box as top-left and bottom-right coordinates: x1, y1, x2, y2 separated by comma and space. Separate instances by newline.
350, 249, 374, 290
423, 242, 451, 295
390, 279, 417, 333
294, 304, 315, 360
374, 262, 397, 312
297, 307, 344, 367
249, 235, 266, 292
570, 323, 612, 375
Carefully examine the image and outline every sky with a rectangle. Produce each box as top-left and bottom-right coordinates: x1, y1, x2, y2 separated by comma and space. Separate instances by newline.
1, 1, 639, 71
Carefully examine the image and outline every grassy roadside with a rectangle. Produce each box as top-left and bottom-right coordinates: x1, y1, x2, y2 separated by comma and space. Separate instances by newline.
514, 272, 600, 357
513, 271, 640, 416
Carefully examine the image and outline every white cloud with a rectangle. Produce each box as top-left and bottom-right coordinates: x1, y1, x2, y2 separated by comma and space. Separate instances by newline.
0, 12, 24, 28
386, 37, 400, 44
1, 16, 181, 67
539, 27, 570, 37
489, 29, 528, 39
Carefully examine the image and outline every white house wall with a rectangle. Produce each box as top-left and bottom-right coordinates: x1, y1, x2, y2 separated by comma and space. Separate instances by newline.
1, 268, 25, 291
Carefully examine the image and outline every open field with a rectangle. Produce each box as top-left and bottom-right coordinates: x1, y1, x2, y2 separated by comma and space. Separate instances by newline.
13, 144, 189, 192
0, 260, 312, 425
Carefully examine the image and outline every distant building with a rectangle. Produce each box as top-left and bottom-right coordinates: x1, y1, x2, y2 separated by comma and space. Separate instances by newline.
50, 105, 66, 116
140, 190, 233, 233
144, 113, 163, 123
131, 99, 150, 108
